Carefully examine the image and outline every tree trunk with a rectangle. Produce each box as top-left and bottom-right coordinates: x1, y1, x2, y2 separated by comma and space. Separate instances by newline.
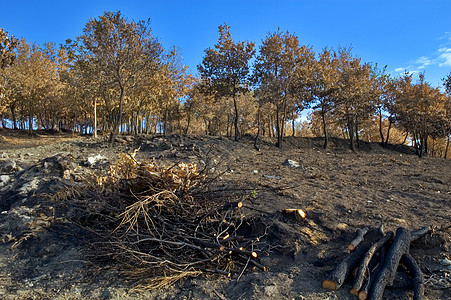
28, 103, 33, 135
233, 95, 239, 142
321, 106, 328, 149
445, 136, 450, 159
384, 118, 393, 147
379, 111, 385, 146
276, 105, 282, 148
401, 131, 409, 145
268, 115, 272, 138
355, 116, 360, 149
348, 117, 355, 152
254, 107, 261, 151
184, 106, 191, 135
109, 85, 125, 144
93, 99, 97, 138
10, 105, 17, 130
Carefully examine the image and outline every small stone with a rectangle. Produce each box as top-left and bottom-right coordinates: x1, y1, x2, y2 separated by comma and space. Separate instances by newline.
0, 160, 17, 173
441, 258, 451, 266
0, 175, 11, 183
86, 154, 106, 166
283, 159, 300, 168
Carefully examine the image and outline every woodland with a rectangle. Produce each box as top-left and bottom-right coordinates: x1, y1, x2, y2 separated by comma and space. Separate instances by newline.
0, 11, 451, 158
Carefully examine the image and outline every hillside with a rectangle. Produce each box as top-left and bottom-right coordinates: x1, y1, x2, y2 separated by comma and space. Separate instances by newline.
0, 130, 450, 299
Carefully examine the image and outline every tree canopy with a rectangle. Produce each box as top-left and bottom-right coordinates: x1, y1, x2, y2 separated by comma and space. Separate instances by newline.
0, 12, 450, 157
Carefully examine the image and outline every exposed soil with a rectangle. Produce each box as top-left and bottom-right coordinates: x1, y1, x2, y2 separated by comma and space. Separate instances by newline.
0, 129, 450, 299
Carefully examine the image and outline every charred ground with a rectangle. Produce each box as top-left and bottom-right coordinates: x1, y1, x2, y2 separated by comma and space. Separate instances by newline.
0, 129, 450, 299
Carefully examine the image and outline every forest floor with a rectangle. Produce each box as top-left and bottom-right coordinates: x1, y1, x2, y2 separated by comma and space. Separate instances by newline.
0, 128, 450, 300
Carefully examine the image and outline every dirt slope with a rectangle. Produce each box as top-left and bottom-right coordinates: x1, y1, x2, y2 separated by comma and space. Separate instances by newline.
0, 130, 450, 299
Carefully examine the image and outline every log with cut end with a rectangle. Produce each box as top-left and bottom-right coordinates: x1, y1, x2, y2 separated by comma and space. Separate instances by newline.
223, 201, 243, 210
349, 231, 394, 296
402, 253, 425, 300
410, 226, 431, 242
322, 242, 372, 291
368, 227, 411, 300
348, 227, 369, 251
283, 208, 306, 220
358, 245, 387, 300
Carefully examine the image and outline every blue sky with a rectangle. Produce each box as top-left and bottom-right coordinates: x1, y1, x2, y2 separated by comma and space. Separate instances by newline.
2, 0, 451, 89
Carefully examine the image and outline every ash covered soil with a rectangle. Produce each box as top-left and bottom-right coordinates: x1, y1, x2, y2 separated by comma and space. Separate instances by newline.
0, 129, 450, 299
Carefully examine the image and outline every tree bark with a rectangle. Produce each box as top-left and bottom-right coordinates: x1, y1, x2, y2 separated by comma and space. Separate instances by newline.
401, 253, 424, 300
410, 226, 431, 242
93, 99, 97, 138
233, 94, 239, 142
109, 85, 125, 144
348, 116, 355, 152
384, 118, 393, 147
348, 227, 369, 251
254, 107, 261, 151
322, 242, 374, 291
355, 116, 360, 149
321, 106, 328, 149
368, 227, 411, 300
358, 245, 387, 300
28, 103, 33, 135
350, 231, 393, 295
445, 136, 449, 159
379, 111, 385, 146
276, 105, 282, 148
10, 104, 17, 130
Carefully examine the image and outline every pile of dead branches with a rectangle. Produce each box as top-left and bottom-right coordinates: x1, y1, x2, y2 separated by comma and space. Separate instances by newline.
323, 226, 431, 300
66, 150, 268, 290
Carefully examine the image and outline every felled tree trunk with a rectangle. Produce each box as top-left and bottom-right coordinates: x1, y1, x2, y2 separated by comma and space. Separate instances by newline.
348, 227, 369, 251
350, 231, 394, 295
358, 245, 387, 300
402, 253, 425, 300
368, 227, 411, 300
323, 243, 371, 290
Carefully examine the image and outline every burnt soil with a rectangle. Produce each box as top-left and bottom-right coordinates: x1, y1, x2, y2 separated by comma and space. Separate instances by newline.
0, 129, 450, 299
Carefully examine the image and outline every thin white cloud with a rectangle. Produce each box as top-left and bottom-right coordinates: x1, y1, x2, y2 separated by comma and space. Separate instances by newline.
391, 66, 420, 77
415, 56, 432, 69
438, 47, 451, 66
438, 52, 451, 66
439, 32, 451, 41
394, 32, 451, 74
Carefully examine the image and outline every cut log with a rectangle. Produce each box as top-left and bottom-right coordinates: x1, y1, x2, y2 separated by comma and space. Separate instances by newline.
322, 243, 372, 290
348, 227, 369, 251
223, 201, 243, 210
402, 253, 425, 300
350, 231, 394, 295
283, 208, 306, 220
368, 227, 411, 300
358, 245, 387, 300
410, 226, 431, 242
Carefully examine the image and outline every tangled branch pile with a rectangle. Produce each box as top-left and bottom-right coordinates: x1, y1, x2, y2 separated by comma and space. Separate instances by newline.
68, 151, 268, 290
